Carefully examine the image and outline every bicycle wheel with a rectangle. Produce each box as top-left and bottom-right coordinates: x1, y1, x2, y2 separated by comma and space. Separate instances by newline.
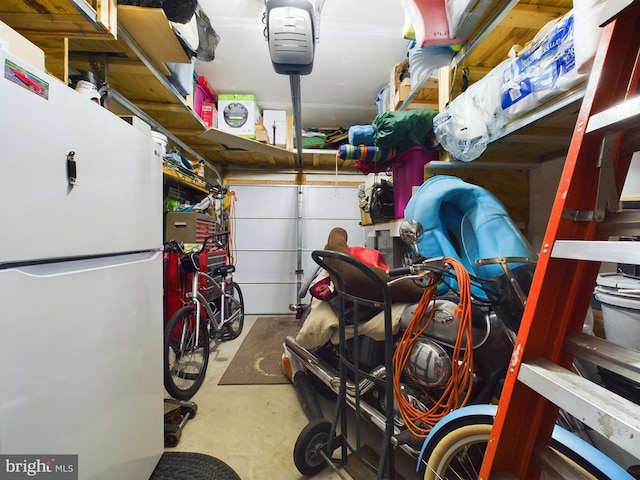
423, 421, 625, 480
221, 281, 244, 341
164, 305, 210, 400
423, 423, 490, 480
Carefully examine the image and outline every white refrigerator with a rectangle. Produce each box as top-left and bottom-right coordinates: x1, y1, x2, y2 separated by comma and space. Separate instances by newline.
0, 50, 164, 478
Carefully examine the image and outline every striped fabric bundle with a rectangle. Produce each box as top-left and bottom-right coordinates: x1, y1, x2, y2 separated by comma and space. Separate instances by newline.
338, 144, 398, 174
338, 144, 398, 162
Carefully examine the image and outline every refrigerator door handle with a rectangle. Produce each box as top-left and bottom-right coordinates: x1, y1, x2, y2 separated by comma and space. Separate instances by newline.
67, 151, 77, 186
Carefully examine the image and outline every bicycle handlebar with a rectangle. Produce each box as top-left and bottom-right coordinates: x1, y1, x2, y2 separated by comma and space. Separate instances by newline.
203, 231, 229, 251
164, 230, 230, 254
387, 257, 446, 278
163, 239, 185, 254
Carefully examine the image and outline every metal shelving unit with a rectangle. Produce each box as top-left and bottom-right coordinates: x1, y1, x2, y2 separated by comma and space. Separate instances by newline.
480, 2, 640, 476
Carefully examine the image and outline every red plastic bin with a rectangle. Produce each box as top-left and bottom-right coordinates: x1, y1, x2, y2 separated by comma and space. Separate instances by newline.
194, 76, 217, 119
392, 146, 438, 219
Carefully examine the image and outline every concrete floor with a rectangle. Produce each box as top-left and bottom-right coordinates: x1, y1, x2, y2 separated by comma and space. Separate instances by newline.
166, 315, 423, 480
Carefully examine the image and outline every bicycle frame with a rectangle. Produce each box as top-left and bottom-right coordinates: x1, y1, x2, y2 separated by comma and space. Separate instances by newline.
187, 267, 243, 341
163, 234, 244, 401
186, 270, 226, 346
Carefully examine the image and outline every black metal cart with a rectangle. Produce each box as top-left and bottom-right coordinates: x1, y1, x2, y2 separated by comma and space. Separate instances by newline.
293, 249, 397, 479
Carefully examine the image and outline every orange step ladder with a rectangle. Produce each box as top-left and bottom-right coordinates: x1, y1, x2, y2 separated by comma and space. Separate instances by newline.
480, 1, 640, 477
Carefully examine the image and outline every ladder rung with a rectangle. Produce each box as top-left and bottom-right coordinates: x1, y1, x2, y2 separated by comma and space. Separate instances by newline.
586, 95, 640, 133
551, 240, 640, 263
596, 210, 640, 237
518, 358, 640, 459
565, 330, 640, 383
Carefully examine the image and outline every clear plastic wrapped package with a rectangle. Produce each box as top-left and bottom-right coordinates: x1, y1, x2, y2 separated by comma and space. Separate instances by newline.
500, 11, 586, 119
433, 60, 507, 162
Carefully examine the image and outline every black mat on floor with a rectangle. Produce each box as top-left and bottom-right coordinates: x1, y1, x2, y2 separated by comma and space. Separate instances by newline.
218, 316, 300, 385
149, 452, 240, 480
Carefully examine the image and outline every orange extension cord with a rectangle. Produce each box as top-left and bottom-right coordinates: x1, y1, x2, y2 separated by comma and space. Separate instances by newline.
392, 258, 475, 438
225, 190, 238, 267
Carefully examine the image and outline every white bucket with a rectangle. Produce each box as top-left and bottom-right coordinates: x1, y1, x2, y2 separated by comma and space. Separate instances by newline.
594, 273, 640, 351
75, 80, 100, 103
151, 131, 167, 159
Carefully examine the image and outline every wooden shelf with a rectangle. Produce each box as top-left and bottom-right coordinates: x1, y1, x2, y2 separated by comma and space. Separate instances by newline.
0, 0, 116, 38
397, 0, 576, 166
163, 166, 211, 194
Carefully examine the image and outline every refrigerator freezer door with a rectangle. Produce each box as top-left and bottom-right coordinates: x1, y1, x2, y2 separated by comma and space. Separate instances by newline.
0, 51, 162, 264
0, 252, 163, 479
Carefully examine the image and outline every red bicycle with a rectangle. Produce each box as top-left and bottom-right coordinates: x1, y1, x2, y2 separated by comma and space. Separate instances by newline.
163, 234, 244, 400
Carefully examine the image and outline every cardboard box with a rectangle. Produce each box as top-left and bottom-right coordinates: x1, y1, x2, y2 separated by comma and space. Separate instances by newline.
0, 20, 45, 70
262, 110, 287, 146
200, 101, 218, 128
218, 94, 261, 138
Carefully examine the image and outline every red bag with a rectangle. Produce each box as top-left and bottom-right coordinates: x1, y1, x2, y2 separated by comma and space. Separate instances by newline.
348, 246, 389, 270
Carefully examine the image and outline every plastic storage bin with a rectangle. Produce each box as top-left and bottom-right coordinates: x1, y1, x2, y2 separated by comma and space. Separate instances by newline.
194, 76, 217, 119
594, 272, 640, 350
392, 146, 438, 219
151, 131, 167, 158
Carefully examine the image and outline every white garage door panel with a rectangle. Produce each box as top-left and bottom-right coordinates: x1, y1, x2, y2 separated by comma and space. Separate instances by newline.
234, 217, 298, 250
230, 182, 361, 314
241, 282, 296, 315
301, 186, 360, 218
232, 250, 298, 284
233, 185, 298, 217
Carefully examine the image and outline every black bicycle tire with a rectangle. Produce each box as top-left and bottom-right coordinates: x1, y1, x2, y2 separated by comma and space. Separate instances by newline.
164, 305, 210, 400
223, 281, 244, 340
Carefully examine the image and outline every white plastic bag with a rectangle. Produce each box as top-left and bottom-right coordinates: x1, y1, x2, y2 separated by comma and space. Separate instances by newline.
433, 85, 489, 162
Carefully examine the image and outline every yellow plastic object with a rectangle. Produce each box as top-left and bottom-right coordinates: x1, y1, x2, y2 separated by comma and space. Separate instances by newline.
403, 14, 416, 40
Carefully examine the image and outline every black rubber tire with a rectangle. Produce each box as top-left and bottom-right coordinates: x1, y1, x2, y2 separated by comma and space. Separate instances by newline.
293, 418, 333, 477
164, 305, 210, 400
164, 432, 180, 448
149, 452, 240, 480
221, 281, 244, 341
